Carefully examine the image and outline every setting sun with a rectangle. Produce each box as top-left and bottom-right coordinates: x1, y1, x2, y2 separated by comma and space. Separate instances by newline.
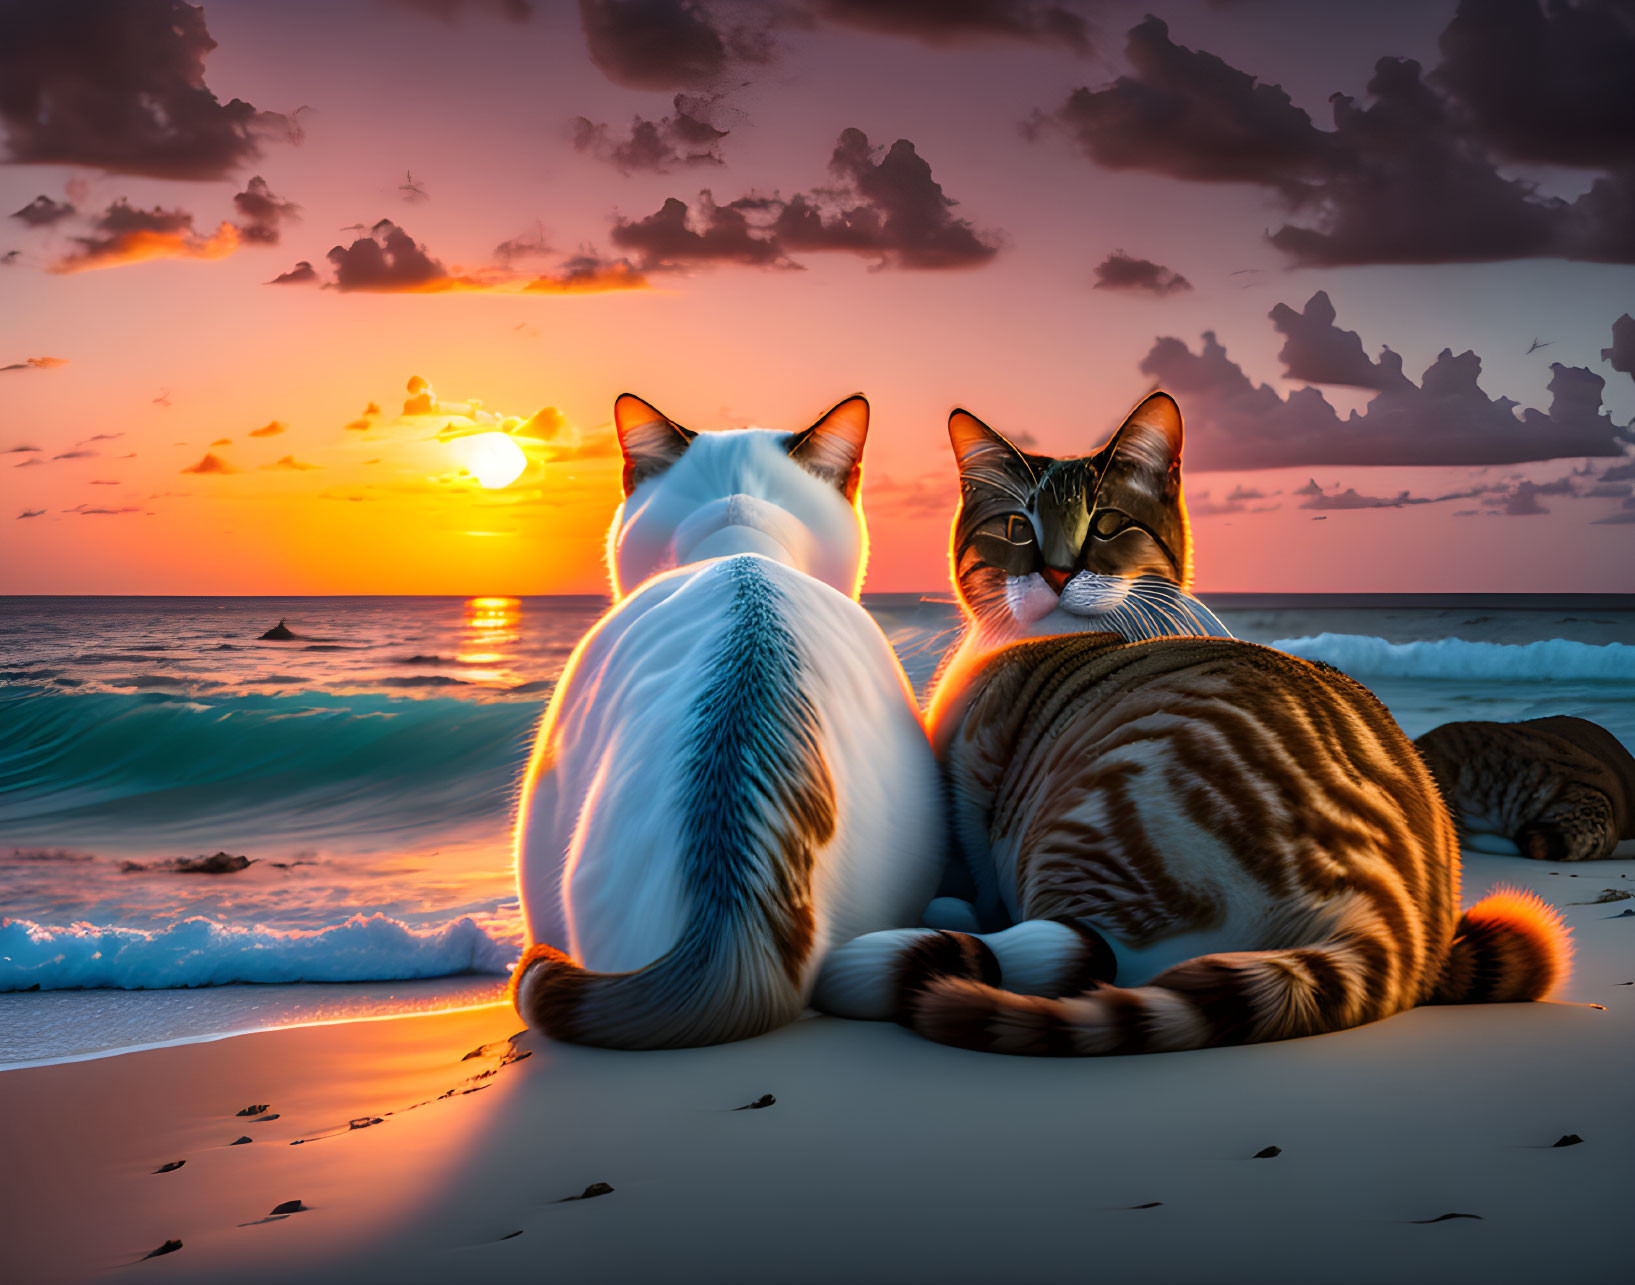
461, 432, 528, 490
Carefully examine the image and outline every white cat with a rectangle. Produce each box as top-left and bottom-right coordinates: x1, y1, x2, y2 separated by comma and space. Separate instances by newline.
511, 393, 946, 1047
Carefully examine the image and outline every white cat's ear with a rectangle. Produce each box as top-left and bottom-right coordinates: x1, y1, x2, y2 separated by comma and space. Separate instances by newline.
615, 393, 696, 496
949, 408, 1035, 494
1107, 391, 1183, 472
787, 395, 868, 502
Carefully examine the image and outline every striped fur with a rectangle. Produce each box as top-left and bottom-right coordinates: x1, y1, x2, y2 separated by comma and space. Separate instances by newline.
898, 633, 1570, 1056
1414, 716, 1635, 862
513, 557, 832, 1048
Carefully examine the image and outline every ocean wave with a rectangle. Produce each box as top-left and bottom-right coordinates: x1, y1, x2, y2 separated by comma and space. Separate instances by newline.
0, 687, 539, 844
0, 913, 518, 990
1270, 633, 1635, 681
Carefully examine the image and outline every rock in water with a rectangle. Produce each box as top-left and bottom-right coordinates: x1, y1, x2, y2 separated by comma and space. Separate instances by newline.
142, 1241, 182, 1259
259, 619, 296, 640
269, 1200, 308, 1215
734, 1094, 776, 1110
236, 1104, 271, 1117
557, 1182, 614, 1203
1552, 1134, 1584, 1147
152, 1160, 185, 1174
1253, 1146, 1282, 1159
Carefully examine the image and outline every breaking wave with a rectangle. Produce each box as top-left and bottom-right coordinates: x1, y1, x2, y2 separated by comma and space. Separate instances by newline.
0, 913, 518, 991
1270, 633, 1635, 681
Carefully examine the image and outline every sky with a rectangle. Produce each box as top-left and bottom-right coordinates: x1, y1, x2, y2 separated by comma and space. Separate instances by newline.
1, 0, 1632, 595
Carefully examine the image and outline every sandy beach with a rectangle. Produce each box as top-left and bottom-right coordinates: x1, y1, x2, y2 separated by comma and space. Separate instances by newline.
3, 850, 1631, 1285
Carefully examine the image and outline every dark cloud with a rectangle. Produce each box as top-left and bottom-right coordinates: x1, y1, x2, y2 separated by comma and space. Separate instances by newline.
67, 504, 144, 516
1605, 313, 1635, 380
10, 196, 75, 227
1432, 0, 1635, 168
1091, 250, 1191, 297
1037, 13, 1635, 267
1267, 57, 1561, 267
1592, 495, 1635, 523
1, 356, 68, 373
573, 93, 731, 173
1141, 319, 1633, 471
327, 221, 451, 292
17, 509, 45, 518
51, 198, 238, 273
614, 128, 1000, 271
391, 0, 533, 20
613, 194, 786, 267
0, 0, 283, 179
1483, 475, 1577, 516
1038, 16, 1332, 192
1188, 486, 1280, 516
493, 225, 552, 263
233, 177, 299, 245
1269, 291, 1409, 390
268, 260, 318, 285
14, 457, 42, 468
522, 253, 651, 293
578, 0, 768, 90
53, 449, 98, 460
814, 0, 1089, 52
180, 452, 238, 474
1, 250, 21, 266
4, 445, 41, 452
248, 421, 285, 438
1600, 458, 1635, 482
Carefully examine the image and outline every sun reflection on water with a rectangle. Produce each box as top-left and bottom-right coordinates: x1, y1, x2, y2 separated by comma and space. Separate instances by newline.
458, 596, 522, 682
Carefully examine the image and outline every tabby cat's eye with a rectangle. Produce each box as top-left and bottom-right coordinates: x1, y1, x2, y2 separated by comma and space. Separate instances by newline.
1093, 509, 1131, 539
969, 513, 1041, 577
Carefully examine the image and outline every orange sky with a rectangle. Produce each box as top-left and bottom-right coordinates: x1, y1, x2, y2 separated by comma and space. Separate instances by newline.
2, 1, 1632, 595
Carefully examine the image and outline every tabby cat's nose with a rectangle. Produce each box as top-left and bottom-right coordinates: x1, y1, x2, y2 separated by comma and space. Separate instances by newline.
1040, 567, 1073, 594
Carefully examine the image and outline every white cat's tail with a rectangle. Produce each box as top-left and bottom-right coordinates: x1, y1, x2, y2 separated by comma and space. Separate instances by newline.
511, 554, 834, 1049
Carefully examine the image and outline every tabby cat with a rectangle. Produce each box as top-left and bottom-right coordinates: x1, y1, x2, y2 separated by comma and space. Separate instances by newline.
817, 393, 1572, 1055
512, 394, 945, 1048
1416, 716, 1635, 862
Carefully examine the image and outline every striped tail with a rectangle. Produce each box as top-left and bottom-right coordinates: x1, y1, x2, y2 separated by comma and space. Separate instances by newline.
1430, 886, 1572, 1004
510, 923, 807, 1050
511, 555, 835, 1050
898, 921, 1410, 1057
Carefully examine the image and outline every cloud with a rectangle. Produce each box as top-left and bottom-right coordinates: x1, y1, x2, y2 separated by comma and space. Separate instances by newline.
1092, 250, 1191, 297
1035, 13, 1635, 267
0, 0, 285, 179
268, 260, 318, 285
573, 93, 733, 173
522, 253, 651, 293
493, 225, 552, 263
1038, 17, 1331, 192
14, 458, 42, 468
180, 452, 238, 474
612, 128, 1001, 271
67, 504, 144, 516
1592, 496, 1635, 524
327, 220, 455, 292
1269, 291, 1409, 390
262, 454, 319, 470
4, 445, 41, 453
1141, 301, 1633, 470
1605, 313, 1635, 381
233, 176, 299, 245
10, 196, 75, 227
210, 437, 230, 446
248, 421, 285, 438
863, 472, 954, 519
1600, 458, 1635, 482
403, 375, 437, 416
0, 356, 68, 373
49, 199, 239, 274
78, 432, 122, 443
613, 194, 787, 267
17, 509, 45, 519
391, 0, 533, 20
1483, 475, 1577, 516
578, 0, 768, 90
52, 449, 97, 460
813, 0, 1089, 51
1431, 0, 1635, 168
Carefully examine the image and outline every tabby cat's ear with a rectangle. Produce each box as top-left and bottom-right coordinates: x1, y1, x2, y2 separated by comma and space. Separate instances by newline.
615, 393, 696, 496
949, 408, 1035, 494
787, 395, 868, 502
1107, 391, 1184, 473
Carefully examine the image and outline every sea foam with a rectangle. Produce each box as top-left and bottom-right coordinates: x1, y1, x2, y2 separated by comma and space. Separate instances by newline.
1269, 634, 1635, 681
0, 913, 518, 991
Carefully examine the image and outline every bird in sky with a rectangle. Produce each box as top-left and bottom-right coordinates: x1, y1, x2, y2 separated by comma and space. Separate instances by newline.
1526, 337, 1552, 354
398, 170, 429, 203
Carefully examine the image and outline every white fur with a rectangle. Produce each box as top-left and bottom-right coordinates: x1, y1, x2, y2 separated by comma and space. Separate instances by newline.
516, 427, 943, 999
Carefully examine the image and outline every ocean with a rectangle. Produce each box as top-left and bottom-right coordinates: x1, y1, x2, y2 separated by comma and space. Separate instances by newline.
3, 592, 1633, 1064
